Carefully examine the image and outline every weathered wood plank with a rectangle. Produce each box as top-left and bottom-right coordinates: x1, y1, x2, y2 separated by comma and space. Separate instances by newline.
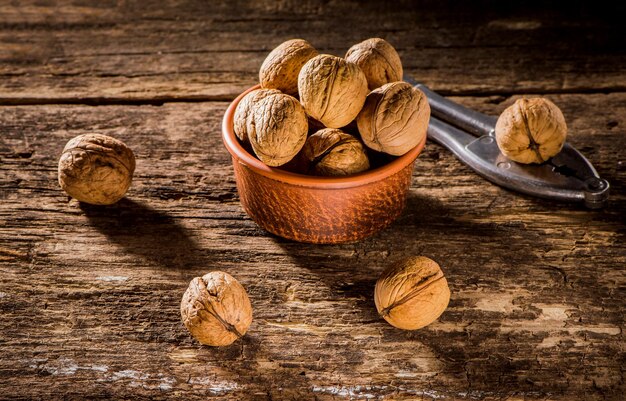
0, 92, 624, 399
0, 1, 625, 102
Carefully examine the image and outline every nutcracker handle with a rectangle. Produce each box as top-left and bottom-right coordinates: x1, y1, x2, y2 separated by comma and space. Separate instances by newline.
404, 77, 498, 137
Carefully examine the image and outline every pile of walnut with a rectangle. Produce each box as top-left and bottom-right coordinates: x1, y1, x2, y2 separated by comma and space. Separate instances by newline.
234, 38, 430, 176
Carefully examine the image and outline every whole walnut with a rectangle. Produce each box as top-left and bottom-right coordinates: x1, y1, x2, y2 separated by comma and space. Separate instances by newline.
248, 93, 308, 166
375, 256, 450, 330
302, 128, 370, 176
298, 54, 369, 128
259, 39, 319, 96
345, 38, 403, 90
58, 134, 135, 205
234, 88, 281, 145
180, 271, 253, 346
357, 82, 430, 156
495, 98, 567, 164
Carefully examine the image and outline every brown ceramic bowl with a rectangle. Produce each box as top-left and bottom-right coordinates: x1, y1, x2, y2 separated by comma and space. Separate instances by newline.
222, 85, 426, 244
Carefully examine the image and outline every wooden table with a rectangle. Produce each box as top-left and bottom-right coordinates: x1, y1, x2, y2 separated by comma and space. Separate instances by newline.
1, 2, 624, 400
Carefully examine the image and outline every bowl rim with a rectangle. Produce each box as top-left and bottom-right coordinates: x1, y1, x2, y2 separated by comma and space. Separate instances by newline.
222, 85, 426, 189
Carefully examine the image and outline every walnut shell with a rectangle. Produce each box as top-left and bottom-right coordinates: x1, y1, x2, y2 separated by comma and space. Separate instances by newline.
234, 88, 281, 145
374, 256, 450, 330
302, 128, 370, 176
248, 93, 308, 166
298, 54, 369, 128
345, 38, 403, 90
180, 271, 252, 346
495, 98, 567, 164
259, 39, 319, 96
58, 134, 135, 205
357, 82, 430, 156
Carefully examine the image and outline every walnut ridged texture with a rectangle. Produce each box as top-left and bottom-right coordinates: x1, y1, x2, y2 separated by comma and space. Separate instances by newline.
495, 97, 567, 164
57, 133, 135, 205
374, 256, 450, 330
259, 39, 319, 96
180, 271, 253, 347
247, 93, 308, 167
302, 128, 370, 176
345, 38, 403, 90
357, 82, 430, 156
234, 88, 281, 145
298, 54, 369, 128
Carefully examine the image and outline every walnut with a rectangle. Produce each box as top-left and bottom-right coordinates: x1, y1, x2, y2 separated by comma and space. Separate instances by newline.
234, 88, 281, 145
58, 134, 135, 205
302, 128, 370, 176
180, 271, 253, 346
247, 93, 308, 166
298, 54, 369, 128
345, 38, 403, 90
374, 256, 450, 330
357, 82, 430, 156
259, 39, 319, 96
495, 98, 567, 164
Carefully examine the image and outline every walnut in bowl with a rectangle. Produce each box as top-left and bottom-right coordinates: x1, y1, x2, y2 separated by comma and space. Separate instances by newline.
222, 85, 427, 244
301, 128, 370, 176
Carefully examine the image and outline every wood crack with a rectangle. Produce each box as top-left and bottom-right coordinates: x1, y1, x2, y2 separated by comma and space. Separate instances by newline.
1, 87, 625, 107
427, 86, 626, 98
0, 95, 234, 107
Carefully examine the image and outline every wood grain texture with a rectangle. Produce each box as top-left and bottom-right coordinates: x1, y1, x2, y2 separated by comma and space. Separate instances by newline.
0, 1, 625, 400
0, 1, 625, 103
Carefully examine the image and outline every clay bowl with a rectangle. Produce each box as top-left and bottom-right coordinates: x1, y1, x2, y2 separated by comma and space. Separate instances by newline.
222, 85, 426, 244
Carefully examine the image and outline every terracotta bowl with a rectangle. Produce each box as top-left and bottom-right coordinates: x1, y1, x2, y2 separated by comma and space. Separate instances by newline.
222, 85, 426, 244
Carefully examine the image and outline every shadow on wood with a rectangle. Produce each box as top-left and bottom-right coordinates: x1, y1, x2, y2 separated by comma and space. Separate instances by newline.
79, 198, 201, 269
268, 191, 553, 389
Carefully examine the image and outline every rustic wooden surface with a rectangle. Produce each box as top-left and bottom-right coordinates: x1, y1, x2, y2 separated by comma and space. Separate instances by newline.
0, 1, 624, 400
